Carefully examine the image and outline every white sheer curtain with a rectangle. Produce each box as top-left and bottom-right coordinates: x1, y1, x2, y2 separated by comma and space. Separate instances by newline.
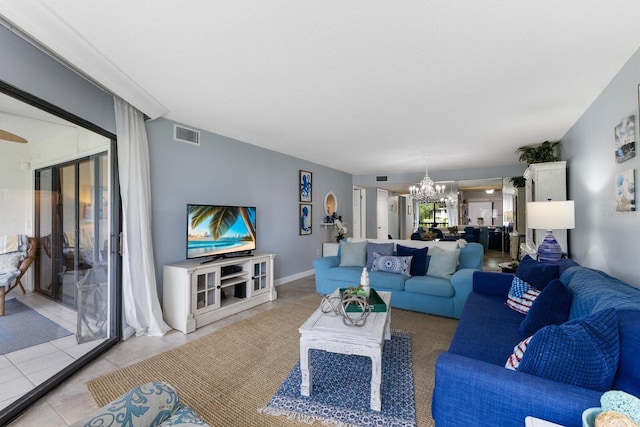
114, 97, 169, 337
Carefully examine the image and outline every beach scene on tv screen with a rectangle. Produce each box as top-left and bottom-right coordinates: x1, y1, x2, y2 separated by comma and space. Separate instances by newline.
187, 205, 256, 258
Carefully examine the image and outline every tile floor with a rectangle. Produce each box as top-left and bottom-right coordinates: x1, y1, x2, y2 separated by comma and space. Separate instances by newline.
0, 293, 103, 411
7, 249, 510, 426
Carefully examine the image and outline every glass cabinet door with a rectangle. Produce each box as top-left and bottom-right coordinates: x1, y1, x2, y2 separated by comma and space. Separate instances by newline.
251, 260, 269, 295
192, 267, 220, 313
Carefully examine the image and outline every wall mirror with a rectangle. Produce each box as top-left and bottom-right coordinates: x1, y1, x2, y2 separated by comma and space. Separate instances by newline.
324, 191, 337, 217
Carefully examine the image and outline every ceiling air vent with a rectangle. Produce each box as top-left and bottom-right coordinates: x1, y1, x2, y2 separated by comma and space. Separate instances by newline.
376, 176, 388, 182
174, 124, 200, 146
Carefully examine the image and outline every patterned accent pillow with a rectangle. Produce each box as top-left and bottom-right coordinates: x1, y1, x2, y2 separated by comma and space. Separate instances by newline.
505, 336, 532, 370
506, 276, 541, 314
366, 242, 394, 270
518, 308, 619, 392
371, 253, 413, 276
69, 381, 182, 427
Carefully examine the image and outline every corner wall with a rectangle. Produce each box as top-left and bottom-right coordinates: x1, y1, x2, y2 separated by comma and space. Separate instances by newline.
562, 47, 640, 286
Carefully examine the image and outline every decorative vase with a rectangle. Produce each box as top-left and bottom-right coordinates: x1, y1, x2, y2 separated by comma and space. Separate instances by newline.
360, 267, 370, 297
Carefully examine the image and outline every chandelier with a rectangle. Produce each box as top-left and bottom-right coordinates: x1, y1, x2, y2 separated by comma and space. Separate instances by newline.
409, 165, 443, 203
445, 190, 459, 207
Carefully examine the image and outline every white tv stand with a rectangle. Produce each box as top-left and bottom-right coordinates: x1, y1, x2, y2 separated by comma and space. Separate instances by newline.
163, 253, 276, 334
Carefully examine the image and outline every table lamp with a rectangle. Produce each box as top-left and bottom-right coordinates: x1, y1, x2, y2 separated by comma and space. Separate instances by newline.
526, 199, 575, 263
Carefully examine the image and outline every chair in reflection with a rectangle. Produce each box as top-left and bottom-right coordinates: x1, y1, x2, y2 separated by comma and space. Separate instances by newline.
0, 236, 36, 316
463, 226, 477, 242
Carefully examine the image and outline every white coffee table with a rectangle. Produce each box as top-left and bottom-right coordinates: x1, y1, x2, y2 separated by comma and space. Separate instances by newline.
299, 289, 391, 411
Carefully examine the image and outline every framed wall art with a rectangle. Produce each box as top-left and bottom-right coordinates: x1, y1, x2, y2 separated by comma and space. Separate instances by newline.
299, 170, 312, 202
300, 203, 312, 235
615, 169, 636, 212
615, 113, 636, 163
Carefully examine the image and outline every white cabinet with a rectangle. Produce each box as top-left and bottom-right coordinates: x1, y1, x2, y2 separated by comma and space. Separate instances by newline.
524, 161, 567, 253
163, 253, 276, 334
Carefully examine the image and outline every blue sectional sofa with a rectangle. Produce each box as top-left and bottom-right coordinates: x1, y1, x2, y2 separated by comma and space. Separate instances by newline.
313, 239, 484, 319
432, 260, 640, 427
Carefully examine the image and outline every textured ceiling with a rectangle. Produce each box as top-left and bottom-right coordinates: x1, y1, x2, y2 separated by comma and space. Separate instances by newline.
3, 1, 640, 177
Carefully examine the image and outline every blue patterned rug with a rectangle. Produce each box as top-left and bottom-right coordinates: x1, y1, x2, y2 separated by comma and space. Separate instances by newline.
259, 330, 415, 427
0, 299, 72, 355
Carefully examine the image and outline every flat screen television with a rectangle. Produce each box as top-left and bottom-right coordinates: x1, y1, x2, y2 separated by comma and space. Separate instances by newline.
186, 204, 256, 260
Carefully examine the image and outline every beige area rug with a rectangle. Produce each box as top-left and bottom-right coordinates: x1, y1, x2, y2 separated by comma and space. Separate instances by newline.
87, 294, 458, 426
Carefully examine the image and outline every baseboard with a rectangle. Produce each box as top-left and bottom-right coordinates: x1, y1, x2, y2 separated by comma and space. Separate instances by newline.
275, 269, 314, 286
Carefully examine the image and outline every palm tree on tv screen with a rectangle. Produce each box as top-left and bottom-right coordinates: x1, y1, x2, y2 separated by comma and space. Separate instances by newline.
189, 205, 255, 242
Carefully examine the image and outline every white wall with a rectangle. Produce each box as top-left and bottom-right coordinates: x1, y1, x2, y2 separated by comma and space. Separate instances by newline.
562, 47, 640, 286
0, 142, 29, 235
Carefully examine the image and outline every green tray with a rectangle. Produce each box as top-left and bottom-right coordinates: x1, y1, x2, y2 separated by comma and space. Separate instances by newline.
339, 288, 387, 312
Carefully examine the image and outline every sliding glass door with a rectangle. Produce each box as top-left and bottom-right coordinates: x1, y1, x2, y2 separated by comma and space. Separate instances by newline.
35, 153, 110, 342
1, 75, 120, 426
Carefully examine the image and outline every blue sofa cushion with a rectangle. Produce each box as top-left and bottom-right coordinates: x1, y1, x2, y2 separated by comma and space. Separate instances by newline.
562, 267, 640, 320
449, 292, 525, 366
326, 266, 408, 291
405, 275, 454, 297
427, 247, 460, 279
397, 244, 428, 276
519, 308, 620, 392
515, 255, 559, 290
339, 241, 367, 267
371, 253, 412, 276
365, 242, 394, 270
519, 278, 572, 337
614, 310, 640, 396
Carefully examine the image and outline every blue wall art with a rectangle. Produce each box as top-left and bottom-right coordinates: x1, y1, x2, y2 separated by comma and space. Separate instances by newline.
300, 204, 312, 235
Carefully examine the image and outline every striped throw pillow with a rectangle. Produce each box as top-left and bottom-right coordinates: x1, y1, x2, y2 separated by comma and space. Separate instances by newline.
506, 276, 541, 314
505, 336, 532, 370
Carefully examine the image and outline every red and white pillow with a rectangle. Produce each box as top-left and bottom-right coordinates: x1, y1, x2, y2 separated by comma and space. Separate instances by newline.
506, 276, 540, 314
505, 336, 532, 370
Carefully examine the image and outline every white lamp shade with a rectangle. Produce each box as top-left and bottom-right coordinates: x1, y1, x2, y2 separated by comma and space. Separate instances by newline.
526, 200, 575, 230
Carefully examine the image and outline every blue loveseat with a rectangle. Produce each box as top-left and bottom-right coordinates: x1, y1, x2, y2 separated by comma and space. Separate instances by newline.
313, 239, 484, 319
432, 261, 640, 427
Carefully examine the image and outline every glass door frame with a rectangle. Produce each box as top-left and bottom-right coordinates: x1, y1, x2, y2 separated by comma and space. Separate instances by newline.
0, 82, 122, 425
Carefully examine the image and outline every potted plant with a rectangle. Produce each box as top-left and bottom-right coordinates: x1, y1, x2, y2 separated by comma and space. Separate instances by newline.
515, 140, 560, 165
509, 140, 560, 186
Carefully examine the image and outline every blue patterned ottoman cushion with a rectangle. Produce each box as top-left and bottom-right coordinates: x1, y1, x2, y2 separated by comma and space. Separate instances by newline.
519, 278, 572, 337
519, 308, 619, 392
162, 405, 209, 426
70, 381, 194, 427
